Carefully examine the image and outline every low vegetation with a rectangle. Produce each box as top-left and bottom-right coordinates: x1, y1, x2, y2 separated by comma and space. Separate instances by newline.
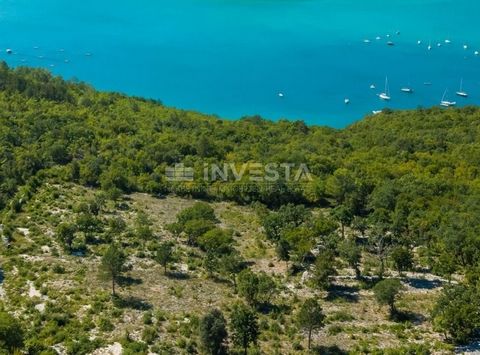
1, 63, 480, 353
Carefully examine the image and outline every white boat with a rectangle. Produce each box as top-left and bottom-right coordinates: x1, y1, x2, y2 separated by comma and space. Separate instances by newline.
440, 101, 456, 107
372, 110, 382, 115
376, 36, 382, 40
445, 39, 451, 44
370, 84, 376, 89
344, 99, 350, 105
475, 51, 479, 56
417, 40, 422, 45
440, 89, 456, 107
387, 41, 395, 46
437, 43, 442, 47
456, 78, 468, 98
379, 77, 391, 101
6, 48, 12, 54
363, 39, 371, 44
278, 93, 285, 98
401, 87, 414, 93
463, 44, 468, 50
427, 41, 432, 51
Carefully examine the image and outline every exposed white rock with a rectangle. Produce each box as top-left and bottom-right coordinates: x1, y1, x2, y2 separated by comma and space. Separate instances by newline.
17, 227, 30, 236
301, 270, 311, 283
91, 342, 123, 355
35, 303, 46, 313
28, 281, 42, 298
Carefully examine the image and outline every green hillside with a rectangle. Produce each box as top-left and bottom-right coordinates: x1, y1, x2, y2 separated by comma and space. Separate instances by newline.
1, 63, 480, 354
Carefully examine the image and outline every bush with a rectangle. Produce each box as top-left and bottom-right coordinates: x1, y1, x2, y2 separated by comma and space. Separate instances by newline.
142, 326, 158, 344
197, 228, 234, 255
177, 202, 217, 226
432, 284, 480, 344
373, 279, 403, 316
0, 311, 24, 352
98, 317, 114, 332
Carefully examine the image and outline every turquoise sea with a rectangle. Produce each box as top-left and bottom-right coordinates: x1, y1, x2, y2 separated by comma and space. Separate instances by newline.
1, 0, 479, 127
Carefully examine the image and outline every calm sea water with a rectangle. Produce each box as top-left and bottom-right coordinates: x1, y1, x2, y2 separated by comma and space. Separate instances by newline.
1, 0, 479, 127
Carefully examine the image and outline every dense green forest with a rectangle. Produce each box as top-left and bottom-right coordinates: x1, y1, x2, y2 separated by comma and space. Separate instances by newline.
1, 63, 480, 354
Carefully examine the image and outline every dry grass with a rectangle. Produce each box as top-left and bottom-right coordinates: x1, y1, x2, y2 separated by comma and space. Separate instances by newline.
0, 185, 456, 353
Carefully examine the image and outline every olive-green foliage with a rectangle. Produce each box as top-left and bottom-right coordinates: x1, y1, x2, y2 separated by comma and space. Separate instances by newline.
313, 215, 338, 237
199, 309, 228, 355
389, 245, 414, 274
183, 219, 216, 246
275, 238, 291, 265
3, 63, 480, 353
282, 227, 316, 264
220, 254, 245, 287
56, 222, 76, 251
177, 202, 217, 226
0, 311, 23, 352
297, 298, 325, 350
338, 239, 362, 278
432, 284, 480, 344
156, 242, 174, 274
99, 244, 127, 296
237, 269, 276, 307
261, 204, 311, 241
197, 228, 234, 255
313, 249, 337, 290
230, 303, 259, 354
373, 279, 403, 316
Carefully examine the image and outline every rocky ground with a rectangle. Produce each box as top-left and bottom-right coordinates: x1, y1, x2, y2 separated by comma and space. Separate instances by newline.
0, 184, 469, 353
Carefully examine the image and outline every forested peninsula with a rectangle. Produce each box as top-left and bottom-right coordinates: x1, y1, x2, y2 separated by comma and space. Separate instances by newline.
1, 63, 480, 354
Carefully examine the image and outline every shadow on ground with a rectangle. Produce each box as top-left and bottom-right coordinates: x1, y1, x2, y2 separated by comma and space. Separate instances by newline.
326, 284, 359, 303
113, 295, 152, 310
391, 309, 426, 324
166, 271, 191, 280
312, 345, 347, 355
118, 276, 143, 286
404, 277, 443, 290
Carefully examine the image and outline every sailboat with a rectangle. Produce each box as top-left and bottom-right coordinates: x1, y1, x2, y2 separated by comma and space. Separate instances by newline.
456, 78, 468, 97
440, 89, 456, 107
379, 77, 391, 100
401, 82, 414, 93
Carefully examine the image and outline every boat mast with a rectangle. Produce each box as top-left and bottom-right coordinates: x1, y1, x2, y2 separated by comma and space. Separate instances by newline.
442, 89, 447, 102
